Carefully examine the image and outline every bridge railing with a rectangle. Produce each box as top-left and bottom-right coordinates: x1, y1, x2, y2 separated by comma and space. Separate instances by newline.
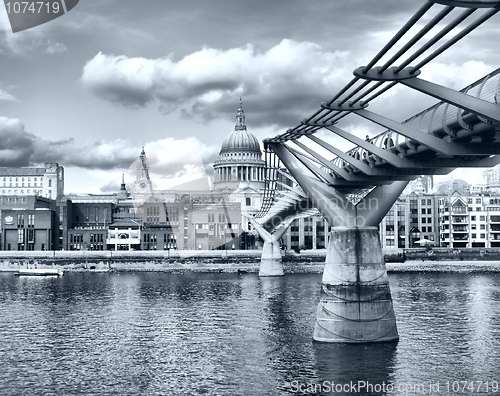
255, 147, 282, 217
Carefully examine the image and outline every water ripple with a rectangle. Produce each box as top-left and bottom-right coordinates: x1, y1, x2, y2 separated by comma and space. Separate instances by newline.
0, 271, 499, 395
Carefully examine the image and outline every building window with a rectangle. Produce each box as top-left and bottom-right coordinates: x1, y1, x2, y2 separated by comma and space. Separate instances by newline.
246, 197, 251, 206
27, 229, 34, 243
18, 229, 24, 243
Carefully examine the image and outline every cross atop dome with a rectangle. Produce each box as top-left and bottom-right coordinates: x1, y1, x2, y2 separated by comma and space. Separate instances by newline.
235, 97, 247, 131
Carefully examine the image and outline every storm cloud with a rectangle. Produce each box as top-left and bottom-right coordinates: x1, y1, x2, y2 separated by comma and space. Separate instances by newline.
0, 117, 134, 168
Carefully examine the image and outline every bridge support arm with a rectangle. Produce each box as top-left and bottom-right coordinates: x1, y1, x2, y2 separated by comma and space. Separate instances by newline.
400, 77, 500, 123
354, 109, 473, 155
323, 125, 415, 168
269, 142, 358, 227
355, 181, 410, 227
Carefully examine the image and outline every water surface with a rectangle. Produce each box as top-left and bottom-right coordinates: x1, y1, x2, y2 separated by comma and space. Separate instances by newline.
0, 270, 499, 395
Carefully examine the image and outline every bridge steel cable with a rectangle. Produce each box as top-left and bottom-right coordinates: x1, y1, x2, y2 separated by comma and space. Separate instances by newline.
268, 1, 499, 140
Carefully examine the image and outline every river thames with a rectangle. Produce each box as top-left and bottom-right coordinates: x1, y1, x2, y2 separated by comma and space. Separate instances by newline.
0, 269, 499, 395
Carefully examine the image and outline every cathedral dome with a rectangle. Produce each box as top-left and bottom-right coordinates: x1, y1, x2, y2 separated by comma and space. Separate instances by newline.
219, 99, 262, 155
220, 130, 261, 155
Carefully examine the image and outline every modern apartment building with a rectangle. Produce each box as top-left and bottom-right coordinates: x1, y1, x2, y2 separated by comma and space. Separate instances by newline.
439, 193, 500, 248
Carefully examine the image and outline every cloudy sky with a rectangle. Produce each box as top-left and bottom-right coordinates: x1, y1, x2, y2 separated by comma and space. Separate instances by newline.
1, 0, 500, 193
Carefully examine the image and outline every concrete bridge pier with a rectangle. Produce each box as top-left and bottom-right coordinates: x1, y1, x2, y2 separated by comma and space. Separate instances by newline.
268, 142, 407, 342
248, 217, 292, 277
313, 226, 398, 343
259, 239, 285, 277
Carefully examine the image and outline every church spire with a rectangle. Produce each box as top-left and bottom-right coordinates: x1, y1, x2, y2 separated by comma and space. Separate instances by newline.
235, 97, 247, 131
134, 147, 154, 197
138, 146, 151, 181
120, 174, 126, 191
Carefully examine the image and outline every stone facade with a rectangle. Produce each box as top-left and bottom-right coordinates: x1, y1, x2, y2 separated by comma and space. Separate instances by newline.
0, 163, 64, 200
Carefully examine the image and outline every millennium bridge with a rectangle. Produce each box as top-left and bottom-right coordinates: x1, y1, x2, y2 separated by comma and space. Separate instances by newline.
251, 0, 500, 343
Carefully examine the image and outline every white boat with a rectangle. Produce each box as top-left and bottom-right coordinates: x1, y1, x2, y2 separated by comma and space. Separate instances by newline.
16, 268, 64, 277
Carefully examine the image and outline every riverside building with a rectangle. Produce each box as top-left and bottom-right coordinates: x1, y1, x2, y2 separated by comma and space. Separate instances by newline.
0, 163, 64, 200
439, 192, 500, 248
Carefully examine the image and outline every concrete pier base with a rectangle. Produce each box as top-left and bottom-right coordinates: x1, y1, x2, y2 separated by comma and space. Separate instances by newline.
313, 227, 398, 343
247, 216, 291, 277
259, 240, 284, 277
